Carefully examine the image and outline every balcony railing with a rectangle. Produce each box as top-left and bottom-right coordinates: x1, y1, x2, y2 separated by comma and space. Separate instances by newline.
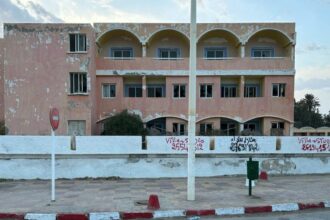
96, 57, 294, 71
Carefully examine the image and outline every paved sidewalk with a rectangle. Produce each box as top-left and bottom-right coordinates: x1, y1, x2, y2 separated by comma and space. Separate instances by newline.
0, 174, 329, 213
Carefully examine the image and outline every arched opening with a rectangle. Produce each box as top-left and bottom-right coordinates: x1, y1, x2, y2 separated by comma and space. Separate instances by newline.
242, 118, 263, 136
220, 117, 240, 136
145, 116, 188, 136
244, 116, 291, 136
146, 29, 190, 58
245, 29, 293, 58
96, 29, 142, 58
197, 29, 240, 58
146, 117, 166, 135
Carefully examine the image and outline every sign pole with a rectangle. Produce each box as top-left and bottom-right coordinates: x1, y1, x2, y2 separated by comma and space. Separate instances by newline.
49, 107, 59, 202
51, 129, 55, 202
187, 0, 197, 201
248, 157, 252, 196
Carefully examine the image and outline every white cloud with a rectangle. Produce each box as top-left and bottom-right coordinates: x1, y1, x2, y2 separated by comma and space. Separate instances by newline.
296, 43, 328, 54
173, 0, 231, 22
295, 78, 330, 90
33, 0, 159, 23
296, 64, 330, 80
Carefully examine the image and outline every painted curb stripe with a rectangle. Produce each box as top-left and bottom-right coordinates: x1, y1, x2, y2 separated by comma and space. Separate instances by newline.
57, 214, 88, 220
121, 212, 153, 219
25, 213, 56, 220
272, 203, 299, 212
186, 209, 215, 216
298, 202, 325, 210
215, 207, 245, 216
153, 210, 185, 218
0, 213, 24, 220
89, 212, 120, 220
245, 205, 272, 214
324, 200, 330, 208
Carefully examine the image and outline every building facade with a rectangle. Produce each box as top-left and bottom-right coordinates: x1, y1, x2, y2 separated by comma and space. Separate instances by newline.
0, 23, 296, 136
293, 127, 330, 136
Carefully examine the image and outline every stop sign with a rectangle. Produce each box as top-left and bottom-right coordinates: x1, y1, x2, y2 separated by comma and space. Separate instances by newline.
49, 108, 60, 131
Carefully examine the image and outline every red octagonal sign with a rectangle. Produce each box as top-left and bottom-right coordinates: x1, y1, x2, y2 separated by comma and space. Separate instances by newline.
49, 108, 60, 131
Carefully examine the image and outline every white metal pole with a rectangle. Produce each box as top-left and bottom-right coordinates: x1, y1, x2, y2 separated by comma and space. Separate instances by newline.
187, 0, 197, 201
51, 129, 55, 202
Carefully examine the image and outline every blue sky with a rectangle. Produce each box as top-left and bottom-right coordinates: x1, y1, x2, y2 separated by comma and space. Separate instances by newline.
1, 0, 330, 114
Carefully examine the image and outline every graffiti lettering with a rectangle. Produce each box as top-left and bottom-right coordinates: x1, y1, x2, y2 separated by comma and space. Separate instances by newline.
165, 137, 205, 151
230, 136, 259, 152
298, 137, 330, 152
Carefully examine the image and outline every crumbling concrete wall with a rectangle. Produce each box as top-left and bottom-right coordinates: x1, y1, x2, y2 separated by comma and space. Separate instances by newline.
0, 38, 4, 122
94, 23, 295, 45
3, 24, 96, 135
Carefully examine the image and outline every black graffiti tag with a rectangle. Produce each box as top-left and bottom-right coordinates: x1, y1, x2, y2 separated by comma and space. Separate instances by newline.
230, 136, 259, 152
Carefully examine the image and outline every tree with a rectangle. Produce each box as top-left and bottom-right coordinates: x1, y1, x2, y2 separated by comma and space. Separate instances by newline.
324, 111, 330, 127
294, 94, 324, 128
304, 94, 320, 112
102, 110, 146, 135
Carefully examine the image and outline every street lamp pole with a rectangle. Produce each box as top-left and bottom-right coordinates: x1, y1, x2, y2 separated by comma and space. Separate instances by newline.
187, 0, 197, 201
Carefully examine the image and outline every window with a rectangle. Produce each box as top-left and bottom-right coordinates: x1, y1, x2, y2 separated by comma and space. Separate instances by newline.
125, 84, 142, 97
200, 123, 213, 135
158, 48, 180, 59
173, 123, 185, 136
200, 84, 213, 98
272, 83, 286, 97
221, 122, 236, 136
111, 47, 133, 58
70, 72, 87, 94
69, 34, 86, 52
271, 122, 285, 129
147, 85, 165, 97
251, 47, 274, 57
173, 84, 186, 98
68, 120, 86, 136
244, 123, 256, 131
204, 47, 227, 59
244, 85, 260, 97
271, 121, 285, 136
221, 85, 238, 97
102, 84, 116, 98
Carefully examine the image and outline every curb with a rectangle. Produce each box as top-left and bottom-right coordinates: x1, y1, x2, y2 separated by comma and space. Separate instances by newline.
0, 200, 329, 220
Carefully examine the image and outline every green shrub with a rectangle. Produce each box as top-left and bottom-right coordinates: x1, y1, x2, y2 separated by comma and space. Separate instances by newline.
0, 120, 7, 135
102, 110, 146, 135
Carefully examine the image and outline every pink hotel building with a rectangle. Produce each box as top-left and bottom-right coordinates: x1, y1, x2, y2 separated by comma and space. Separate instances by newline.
0, 23, 296, 136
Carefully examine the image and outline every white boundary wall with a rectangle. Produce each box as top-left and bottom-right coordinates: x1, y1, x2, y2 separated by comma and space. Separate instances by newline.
0, 136, 330, 179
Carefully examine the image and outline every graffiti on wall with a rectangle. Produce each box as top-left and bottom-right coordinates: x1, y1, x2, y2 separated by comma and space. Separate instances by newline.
298, 137, 330, 152
230, 136, 259, 152
166, 137, 206, 151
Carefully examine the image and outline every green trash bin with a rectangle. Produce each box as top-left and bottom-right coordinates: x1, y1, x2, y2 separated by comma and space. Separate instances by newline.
247, 161, 259, 180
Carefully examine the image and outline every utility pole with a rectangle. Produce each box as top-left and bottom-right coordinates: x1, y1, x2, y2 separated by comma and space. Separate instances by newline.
187, 0, 197, 201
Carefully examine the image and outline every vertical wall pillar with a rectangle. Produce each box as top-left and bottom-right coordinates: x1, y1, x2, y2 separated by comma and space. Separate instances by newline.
240, 75, 245, 97
240, 44, 245, 58
142, 43, 147, 57
291, 45, 295, 62
239, 123, 244, 134
142, 75, 147, 97
289, 123, 294, 136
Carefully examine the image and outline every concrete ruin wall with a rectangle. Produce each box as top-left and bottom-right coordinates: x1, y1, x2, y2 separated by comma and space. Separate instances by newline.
3, 24, 96, 135
0, 136, 329, 179
2, 23, 296, 135
0, 38, 4, 121
93, 23, 296, 44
